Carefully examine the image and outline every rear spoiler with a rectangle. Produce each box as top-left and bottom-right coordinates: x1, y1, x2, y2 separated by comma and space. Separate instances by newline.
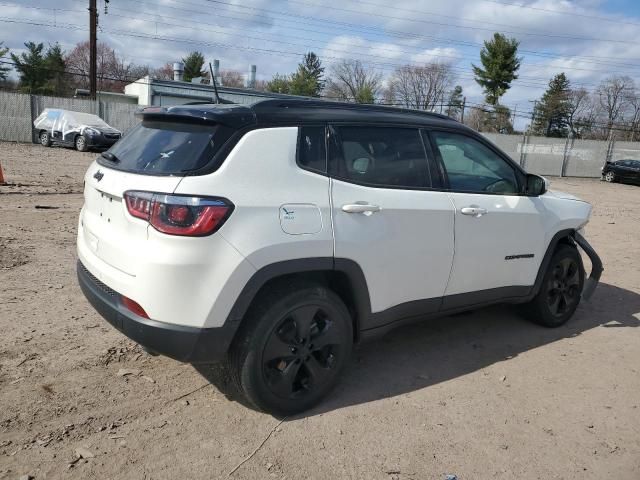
135, 105, 256, 129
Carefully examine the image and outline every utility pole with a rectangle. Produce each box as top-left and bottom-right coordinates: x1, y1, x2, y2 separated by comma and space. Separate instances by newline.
461, 96, 466, 123
89, 0, 97, 99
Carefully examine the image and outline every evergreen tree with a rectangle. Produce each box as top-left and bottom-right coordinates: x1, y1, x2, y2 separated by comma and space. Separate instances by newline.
181, 51, 206, 82
288, 71, 317, 96
472, 33, 521, 105
532, 73, 571, 137
10, 42, 48, 93
268, 52, 325, 97
266, 74, 291, 94
44, 43, 67, 95
0, 42, 10, 81
445, 85, 464, 119
290, 52, 324, 96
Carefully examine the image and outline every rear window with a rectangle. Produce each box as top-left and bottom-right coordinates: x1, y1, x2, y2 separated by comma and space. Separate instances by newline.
100, 121, 232, 175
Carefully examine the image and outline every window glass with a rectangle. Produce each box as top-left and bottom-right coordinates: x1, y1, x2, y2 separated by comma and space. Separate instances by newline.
103, 121, 231, 174
432, 131, 518, 194
330, 126, 430, 188
298, 126, 326, 173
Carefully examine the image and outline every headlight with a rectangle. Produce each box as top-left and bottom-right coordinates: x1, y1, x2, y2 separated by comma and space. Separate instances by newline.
85, 127, 99, 136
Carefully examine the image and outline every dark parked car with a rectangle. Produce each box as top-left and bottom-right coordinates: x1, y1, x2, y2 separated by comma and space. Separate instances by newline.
602, 159, 640, 185
34, 109, 122, 152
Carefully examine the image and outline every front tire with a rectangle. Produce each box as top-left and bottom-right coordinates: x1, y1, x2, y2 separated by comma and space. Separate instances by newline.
604, 171, 616, 182
524, 244, 584, 327
39, 131, 51, 147
229, 283, 353, 416
75, 135, 88, 152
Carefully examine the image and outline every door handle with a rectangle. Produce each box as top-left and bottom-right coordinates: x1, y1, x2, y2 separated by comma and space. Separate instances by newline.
342, 203, 381, 214
460, 206, 488, 217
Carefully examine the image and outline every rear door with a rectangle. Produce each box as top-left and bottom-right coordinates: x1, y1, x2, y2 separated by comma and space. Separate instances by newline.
329, 125, 454, 327
427, 130, 546, 307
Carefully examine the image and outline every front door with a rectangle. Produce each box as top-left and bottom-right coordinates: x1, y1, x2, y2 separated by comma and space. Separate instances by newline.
428, 130, 546, 308
329, 125, 455, 328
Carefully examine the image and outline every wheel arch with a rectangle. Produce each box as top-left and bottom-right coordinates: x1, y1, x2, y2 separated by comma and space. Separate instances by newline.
226, 257, 371, 344
530, 228, 578, 298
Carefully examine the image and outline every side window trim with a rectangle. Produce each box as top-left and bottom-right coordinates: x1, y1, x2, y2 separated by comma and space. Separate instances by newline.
296, 124, 328, 175
425, 128, 526, 195
420, 129, 446, 189
327, 123, 434, 190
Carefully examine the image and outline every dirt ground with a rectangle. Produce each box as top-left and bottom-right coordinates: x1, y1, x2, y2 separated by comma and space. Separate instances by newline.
0, 141, 639, 480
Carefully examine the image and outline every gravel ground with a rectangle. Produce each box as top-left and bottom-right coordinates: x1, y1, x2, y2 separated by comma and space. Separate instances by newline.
1, 142, 639, 480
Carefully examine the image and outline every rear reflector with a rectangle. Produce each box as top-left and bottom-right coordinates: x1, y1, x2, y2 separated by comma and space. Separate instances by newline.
121, 296, 149, 319
124, 191, 233, 237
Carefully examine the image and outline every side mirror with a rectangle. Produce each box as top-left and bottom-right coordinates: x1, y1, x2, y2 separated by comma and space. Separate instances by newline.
525, 174, 547, 196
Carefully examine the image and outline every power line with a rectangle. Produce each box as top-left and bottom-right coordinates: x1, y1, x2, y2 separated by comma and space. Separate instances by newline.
0, 16, 569, 93
95, 8, 640, 77
278, 0, 637, 45
63, 0, 640, 72
482, 0, 640, 28
205, 0, 634, 45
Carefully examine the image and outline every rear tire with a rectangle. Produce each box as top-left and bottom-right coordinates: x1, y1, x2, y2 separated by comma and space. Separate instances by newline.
75, 135, 88, 152
39, 131, 51, 147
523, 244, 584, 327
229, 282, 353, 416
604, 171, 615, 182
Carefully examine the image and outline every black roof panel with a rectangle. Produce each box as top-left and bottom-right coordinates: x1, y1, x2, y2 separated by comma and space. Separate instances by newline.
137, 98, 461, 129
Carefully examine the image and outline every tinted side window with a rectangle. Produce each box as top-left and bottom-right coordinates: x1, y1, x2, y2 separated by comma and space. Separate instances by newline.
297, 126, 327, 173
432, 131, 518, 194
330, 126, 431, 188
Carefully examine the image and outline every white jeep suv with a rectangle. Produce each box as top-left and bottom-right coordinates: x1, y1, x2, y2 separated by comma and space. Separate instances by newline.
77, 99, 602, 415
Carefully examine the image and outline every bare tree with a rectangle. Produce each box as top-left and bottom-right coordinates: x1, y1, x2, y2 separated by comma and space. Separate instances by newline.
220, 70, 244, 88
597, 75, 634, 138
463, 106, 485, 131
153, 63, 174, 80
567, 87, 596, 138
388, 62, 454, 111
65, 41, 147, 92
325, 60, 382, 104
623, 87, 640, 141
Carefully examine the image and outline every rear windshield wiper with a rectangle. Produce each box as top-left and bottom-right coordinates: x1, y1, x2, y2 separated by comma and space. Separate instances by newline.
100, 151, 120, 163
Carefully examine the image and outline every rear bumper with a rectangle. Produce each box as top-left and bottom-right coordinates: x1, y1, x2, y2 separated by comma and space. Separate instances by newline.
77, 261, 238, 363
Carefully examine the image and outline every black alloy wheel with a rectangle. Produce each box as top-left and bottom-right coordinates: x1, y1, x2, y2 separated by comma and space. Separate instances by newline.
546, 257, 581, 317
524, 244, 584, 327
262, 304, 341, 400
230, 283, 352, 416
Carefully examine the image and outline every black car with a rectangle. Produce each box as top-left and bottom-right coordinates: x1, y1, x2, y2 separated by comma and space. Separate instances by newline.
33, 109, 122, 152
602, 159, 640, 185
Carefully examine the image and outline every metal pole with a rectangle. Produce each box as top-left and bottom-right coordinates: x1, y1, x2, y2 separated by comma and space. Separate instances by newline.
89, 0, 97, 99
461, 96, 466, 123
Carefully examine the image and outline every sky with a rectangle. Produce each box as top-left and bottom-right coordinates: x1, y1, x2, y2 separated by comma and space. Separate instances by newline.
3, 0, 640, 129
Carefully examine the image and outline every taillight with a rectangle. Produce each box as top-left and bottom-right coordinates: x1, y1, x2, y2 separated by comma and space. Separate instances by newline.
124, 191, 153, 219
123, 191, 233, 236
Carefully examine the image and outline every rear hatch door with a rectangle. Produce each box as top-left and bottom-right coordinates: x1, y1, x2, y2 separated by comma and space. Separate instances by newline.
80, 118, 235, 276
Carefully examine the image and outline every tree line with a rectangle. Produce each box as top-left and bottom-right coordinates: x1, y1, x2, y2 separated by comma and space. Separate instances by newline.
2, 35, 639, 140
